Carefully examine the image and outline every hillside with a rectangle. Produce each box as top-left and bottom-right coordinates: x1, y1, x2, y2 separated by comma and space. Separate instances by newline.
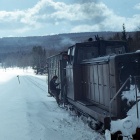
0, 32, 124, 53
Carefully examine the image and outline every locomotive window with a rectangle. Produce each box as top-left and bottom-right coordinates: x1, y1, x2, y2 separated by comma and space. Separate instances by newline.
115, 47, 125, 54
77, 47, 98, 63
67, 47, 75, 64
68, 49, 70, 55
106, 46, 125, 55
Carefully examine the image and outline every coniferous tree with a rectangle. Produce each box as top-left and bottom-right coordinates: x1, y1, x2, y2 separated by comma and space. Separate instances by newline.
32, 46, 46, 74
121, 23, 127, 41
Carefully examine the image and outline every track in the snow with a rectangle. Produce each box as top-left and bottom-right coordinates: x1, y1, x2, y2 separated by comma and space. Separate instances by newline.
23, 75, 47, 93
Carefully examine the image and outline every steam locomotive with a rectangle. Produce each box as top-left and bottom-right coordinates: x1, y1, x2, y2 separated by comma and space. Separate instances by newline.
47, 38, 140, 139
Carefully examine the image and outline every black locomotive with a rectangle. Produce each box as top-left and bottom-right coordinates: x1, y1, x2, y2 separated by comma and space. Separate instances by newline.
47, 38, 140, 139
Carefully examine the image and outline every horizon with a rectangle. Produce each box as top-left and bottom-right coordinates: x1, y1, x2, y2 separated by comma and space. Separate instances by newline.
0, 30, 137, 39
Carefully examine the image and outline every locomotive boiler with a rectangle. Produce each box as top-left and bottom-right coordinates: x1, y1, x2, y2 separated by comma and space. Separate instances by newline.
47, 39, 140, 139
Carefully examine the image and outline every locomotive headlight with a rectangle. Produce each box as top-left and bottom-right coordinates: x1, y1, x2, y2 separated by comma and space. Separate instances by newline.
123, 120, 133, 129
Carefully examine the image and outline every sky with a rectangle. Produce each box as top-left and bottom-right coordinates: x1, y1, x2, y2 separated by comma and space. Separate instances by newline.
0, 0, 140, 37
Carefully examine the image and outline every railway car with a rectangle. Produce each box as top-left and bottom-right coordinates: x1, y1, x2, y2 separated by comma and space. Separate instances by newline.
47, 39, 140, 139
47, 51, 68, 102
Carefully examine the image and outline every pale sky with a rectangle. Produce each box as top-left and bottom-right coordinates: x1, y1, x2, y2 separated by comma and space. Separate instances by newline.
0, 0, 140, 37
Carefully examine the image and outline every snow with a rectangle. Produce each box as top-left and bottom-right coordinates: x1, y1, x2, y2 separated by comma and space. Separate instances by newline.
121, 85, 140, 104
0, 68, 104, 140
136, 50, 140, 52
110, 115, 138, 138
108, 84, 140, 139
105, 130, 111, 140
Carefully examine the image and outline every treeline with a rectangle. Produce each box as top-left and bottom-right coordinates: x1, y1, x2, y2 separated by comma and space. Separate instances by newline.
0, 46, 61, 73
109, 24, 140, 52
109, 31, 140, 52
1, 51, 32, 68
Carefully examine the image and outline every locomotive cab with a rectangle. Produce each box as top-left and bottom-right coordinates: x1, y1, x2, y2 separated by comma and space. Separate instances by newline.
66, 40, 127, 103
66, 42, 99, 101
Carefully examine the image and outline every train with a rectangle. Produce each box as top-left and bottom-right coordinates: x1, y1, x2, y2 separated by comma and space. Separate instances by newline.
47, 37, 140, 140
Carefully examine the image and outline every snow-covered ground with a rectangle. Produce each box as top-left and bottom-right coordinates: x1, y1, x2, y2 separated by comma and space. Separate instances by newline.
0, 68, 104, 140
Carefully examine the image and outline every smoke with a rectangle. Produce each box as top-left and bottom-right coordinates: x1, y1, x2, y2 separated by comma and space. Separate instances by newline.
60, 37, 76, 46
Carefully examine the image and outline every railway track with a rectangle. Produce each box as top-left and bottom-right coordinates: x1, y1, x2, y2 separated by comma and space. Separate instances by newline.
23, 75, 47, 93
